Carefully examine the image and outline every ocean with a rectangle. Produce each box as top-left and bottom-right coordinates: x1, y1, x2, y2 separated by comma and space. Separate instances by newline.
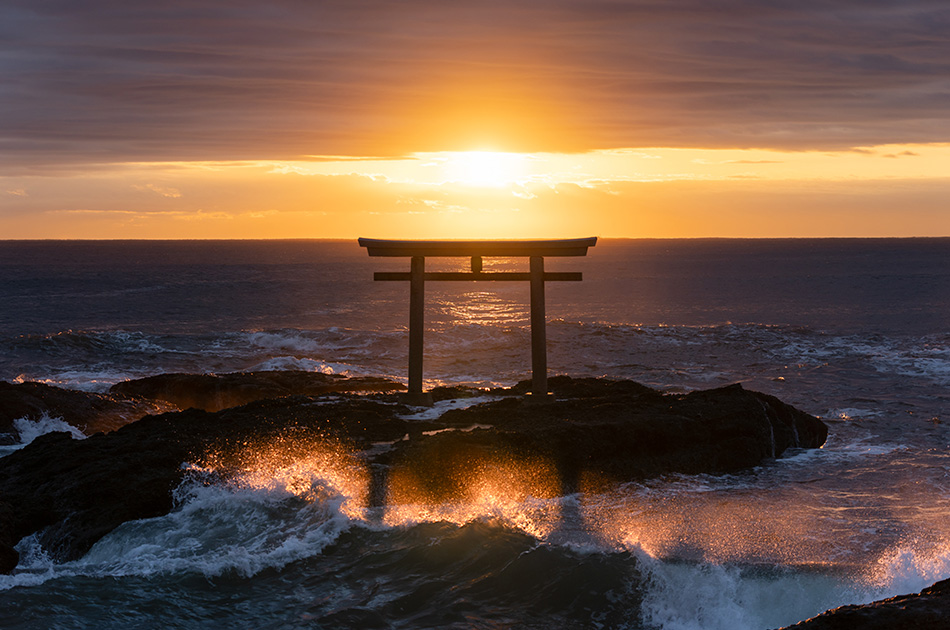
0, 238, 948, 629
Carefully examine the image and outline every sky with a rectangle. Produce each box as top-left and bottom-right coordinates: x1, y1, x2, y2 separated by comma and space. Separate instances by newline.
2, 0, 949, 239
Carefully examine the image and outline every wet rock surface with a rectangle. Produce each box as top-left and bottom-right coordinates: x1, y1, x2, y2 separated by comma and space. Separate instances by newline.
0, 375, 827, 573
775, 578, 950, 629
109, 370, 406, 412
0, 381, 169, 442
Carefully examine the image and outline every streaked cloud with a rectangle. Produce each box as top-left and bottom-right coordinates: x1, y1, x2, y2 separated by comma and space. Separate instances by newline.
2, 0, 949, 170
132, 183, 182, 198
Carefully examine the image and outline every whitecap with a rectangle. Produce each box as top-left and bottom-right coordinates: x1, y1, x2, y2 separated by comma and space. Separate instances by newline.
0, 412, 86, 457
1, 475, 358, 589
636, 551, 865, 630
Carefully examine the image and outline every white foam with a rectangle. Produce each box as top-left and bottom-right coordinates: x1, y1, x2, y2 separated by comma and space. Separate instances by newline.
19, 369, 144, 393
0, 413, 86, 457
14, 413, 86, 444
247, 356, 355, 374
0, 536, 60, 591
779, 334, 950, 387
398, 395, 496, 420
0, 475, 357, 590
868, 540, 950, 596
822, 434, 907, 459
103, 330, 171, 354
242, 330, 327, 353
239, 329, 383, 354
82, 480, 352, 578
637, 552, 863, 630
634, 533, 950, 630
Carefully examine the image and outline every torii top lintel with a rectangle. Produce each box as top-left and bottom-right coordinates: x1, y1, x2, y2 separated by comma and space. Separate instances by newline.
358, 237, 597, 258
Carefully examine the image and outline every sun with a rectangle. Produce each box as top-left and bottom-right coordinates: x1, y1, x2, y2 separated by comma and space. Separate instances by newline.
443, 151, 528, 187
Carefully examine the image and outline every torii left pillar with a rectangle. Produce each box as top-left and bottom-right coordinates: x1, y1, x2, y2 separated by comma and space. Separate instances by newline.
408, 255, 426, 398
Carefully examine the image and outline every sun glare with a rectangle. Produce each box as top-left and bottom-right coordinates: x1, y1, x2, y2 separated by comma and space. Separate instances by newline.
443, 151, 527, 187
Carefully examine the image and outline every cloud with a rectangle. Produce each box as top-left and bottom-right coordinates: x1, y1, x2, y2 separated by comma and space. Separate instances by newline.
1, 0, 949, 170
132, 183, 182, 198
882, 150, 921, 158
726, 160, 783, 164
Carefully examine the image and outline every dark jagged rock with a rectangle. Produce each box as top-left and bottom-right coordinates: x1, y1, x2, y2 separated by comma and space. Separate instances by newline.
0, 500, 16, 573
776, 578, 950, 629
0, 376, 827, 573
0, 381, 169, 442
384, 377, 827, 500
109, 370, 406, 412
0, 395, 420, 567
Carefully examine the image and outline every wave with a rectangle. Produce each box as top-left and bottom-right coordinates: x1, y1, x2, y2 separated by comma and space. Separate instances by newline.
5, 323, 948, 400
0, 412, 87, 458
3, 453, 950, 630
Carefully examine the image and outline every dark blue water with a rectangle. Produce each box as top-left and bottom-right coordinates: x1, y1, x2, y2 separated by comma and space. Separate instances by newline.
1, 238, 946, 336
1, 238, 949, 629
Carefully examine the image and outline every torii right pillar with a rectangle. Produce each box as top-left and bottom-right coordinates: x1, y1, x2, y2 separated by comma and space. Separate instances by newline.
529, 255, 549, 398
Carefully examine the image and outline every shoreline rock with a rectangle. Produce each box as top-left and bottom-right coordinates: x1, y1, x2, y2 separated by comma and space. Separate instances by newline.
775, 578, 950, 629
109, 370, 406, 412
0, 381, 170, 442
0, 375, 826, 574
1, 372, 408, 444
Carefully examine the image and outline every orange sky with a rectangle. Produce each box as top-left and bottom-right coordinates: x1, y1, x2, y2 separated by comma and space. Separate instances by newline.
2, 2, 949, 238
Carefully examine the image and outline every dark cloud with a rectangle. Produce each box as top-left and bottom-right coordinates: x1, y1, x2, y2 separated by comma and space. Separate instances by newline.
2, 0, 948, 168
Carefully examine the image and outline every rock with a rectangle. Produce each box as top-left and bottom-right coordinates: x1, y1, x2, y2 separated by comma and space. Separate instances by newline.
0, 381, 169, 442
0, 395, 421, 567
384, 377, 827, 500
109, 370, 406, 412
0, 376, 826, 573
0, 501, 17, 573
776, 578, 950, 629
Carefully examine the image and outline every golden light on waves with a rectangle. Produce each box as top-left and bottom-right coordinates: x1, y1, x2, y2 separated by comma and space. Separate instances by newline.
197, 437, 370, 520
383, 448, 562, 539
580, 486, 840, 567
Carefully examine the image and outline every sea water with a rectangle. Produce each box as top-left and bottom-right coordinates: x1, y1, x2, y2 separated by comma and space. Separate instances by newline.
0, 238, 948, 629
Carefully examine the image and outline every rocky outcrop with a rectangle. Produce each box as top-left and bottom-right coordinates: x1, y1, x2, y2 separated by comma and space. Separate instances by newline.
0, 376, 826, 573
0, 381, 169, 442
776, 578, 950, 629
0, 395, 418, 565
392, 377, 827, 500
0, 500, 16, 574
109, 370, 406, 412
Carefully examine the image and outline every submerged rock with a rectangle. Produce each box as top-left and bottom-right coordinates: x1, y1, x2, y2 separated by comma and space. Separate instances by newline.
109, 370, 406, 412
776, 578, 950, 629
0, 376, 827, 573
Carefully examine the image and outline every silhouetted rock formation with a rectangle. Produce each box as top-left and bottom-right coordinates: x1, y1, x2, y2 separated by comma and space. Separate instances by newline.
109, 370, 406, 412
776, 578, 950, 629
0, 381, 168, 442
0, 376, 826, 574
391, 377, 827, 500
0, 501, 16, 574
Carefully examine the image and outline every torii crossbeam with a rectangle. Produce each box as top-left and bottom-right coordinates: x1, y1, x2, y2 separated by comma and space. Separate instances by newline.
359, 237, 597, 405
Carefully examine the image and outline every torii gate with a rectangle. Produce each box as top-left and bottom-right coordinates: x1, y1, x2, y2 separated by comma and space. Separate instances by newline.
359, 237, 597, 405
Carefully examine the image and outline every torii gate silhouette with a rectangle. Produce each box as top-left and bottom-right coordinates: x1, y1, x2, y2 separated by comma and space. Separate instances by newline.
359, 237, 597, 405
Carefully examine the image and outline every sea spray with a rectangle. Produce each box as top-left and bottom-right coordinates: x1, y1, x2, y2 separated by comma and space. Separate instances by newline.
636, 554, 863, 630
1, 239, 948, 628
0, 412, 86, 457
79, 478, 355, 578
